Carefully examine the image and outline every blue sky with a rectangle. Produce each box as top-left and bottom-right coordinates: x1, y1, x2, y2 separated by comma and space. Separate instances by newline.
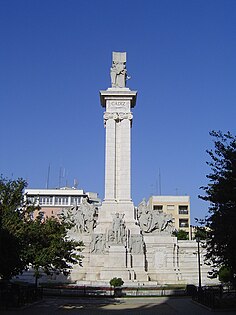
0, 0, 236, 223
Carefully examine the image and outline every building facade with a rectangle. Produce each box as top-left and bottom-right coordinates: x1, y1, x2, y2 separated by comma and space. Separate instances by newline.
25, 187, 100, 219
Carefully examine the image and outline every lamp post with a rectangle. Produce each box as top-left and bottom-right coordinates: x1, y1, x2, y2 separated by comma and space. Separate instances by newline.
196, 236, 202, 291
190, 225, 193, 240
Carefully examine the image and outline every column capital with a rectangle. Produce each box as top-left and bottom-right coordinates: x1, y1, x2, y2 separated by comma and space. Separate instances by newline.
104, 112, 133, 123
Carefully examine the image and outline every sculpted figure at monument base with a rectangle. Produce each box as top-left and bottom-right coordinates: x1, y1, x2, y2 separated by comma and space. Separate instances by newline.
137, 199, 175, 235
59, 197, 98, 234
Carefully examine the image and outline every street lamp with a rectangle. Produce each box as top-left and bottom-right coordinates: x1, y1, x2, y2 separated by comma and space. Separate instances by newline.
196, 236, 202, 291
190, 225, 193, 240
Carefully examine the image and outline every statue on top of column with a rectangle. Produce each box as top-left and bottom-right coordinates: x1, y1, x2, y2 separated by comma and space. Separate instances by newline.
110, 52, 130, 88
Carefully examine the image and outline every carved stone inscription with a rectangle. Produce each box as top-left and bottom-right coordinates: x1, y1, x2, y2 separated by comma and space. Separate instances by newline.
107, 100, 130, 113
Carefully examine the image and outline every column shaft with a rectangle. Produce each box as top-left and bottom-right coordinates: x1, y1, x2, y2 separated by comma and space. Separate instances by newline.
104, 118, 116, 200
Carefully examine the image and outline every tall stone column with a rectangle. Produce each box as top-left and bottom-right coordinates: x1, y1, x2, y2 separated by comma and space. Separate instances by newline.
82, 52, 147, 282
102, 100, 135, 202
96, 52, 138, 227
103, 116, 116, 201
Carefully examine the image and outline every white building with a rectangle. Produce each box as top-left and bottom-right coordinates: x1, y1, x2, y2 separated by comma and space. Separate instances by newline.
24, 187, 100, 218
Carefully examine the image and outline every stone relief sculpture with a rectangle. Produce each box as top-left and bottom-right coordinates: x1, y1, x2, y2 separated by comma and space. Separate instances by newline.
137, 199, 152, 232
112, 213, 126, 243
130, 234, 144, 254
90, 213, 126, 253
106, 213, 126, 245
60, 197, 98, 234
161, 213, 175, 234
137, 199, 175, 234
110, 52, 130, 88
80, 197, 97, 233
91, 234, 107, 254
73, 206, 85, 233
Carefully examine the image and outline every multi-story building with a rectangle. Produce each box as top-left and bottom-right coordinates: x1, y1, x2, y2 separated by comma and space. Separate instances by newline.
147, 195, 190, 237
24, 187, 101, 219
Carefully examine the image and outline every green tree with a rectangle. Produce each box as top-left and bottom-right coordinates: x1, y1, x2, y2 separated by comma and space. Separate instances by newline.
200, 131, 236, 286
0, 176, 83, 284
23, 214, 83, 286
218, 266, 233, 284
0, 228, 24, 280
193, 226, 208, 240
172, 229, 189, 240
0, 177, 28, 280
110, 277, 124, 287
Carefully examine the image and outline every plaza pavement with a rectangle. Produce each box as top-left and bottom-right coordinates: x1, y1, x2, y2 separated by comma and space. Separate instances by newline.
1, 296, 236, 315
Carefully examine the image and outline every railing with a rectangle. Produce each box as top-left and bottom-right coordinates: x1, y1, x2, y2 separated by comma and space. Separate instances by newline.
192, 285, 236, 310
42, 285, 186, 297
0, 281, 42, 309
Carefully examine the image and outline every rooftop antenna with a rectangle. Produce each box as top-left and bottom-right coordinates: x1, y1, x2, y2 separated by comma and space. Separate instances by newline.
46, 164, 50, 189
65, 169, 68, 187
59, 167, 63, 188
159, 168, 162, 195
150, 184, 154, 197
73, 179, 78, 189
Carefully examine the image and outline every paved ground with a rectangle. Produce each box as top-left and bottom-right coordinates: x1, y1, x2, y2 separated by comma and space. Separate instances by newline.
1, 296, 236, 314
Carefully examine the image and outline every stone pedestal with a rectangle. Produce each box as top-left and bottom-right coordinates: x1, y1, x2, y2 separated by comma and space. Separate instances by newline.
144, 234, 180, 283
100, 245, 132, 280
95, 201, 140, 234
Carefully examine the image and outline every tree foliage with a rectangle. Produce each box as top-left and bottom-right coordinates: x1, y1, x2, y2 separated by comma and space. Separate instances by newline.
0, 176, 83, 282
193, 226, 208, 240
199, 131, 236, 284
109, 277, 124, 287
0, 177, 28, 279
218, 266, 233, 284
172, 229, 189, 240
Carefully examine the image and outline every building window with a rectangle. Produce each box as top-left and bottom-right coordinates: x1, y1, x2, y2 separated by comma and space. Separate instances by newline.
167, 205, 175, 211
178, 205, 188, 215
55, 196, 69, 205
179, 219, 189, 228
153, 205, 163, 212
39, 196, 53, 205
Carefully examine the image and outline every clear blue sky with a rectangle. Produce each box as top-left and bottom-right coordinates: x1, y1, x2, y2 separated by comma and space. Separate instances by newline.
1, 0, 236, 223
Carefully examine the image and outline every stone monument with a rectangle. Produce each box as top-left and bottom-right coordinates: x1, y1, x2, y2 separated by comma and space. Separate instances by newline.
15, 52, 218, 286
66, 52, 217, 286
84, 52, 147, 281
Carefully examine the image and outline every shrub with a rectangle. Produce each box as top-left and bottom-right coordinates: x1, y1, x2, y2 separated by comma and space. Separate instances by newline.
109, 277, 124, 287
219, 266, 233, 284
